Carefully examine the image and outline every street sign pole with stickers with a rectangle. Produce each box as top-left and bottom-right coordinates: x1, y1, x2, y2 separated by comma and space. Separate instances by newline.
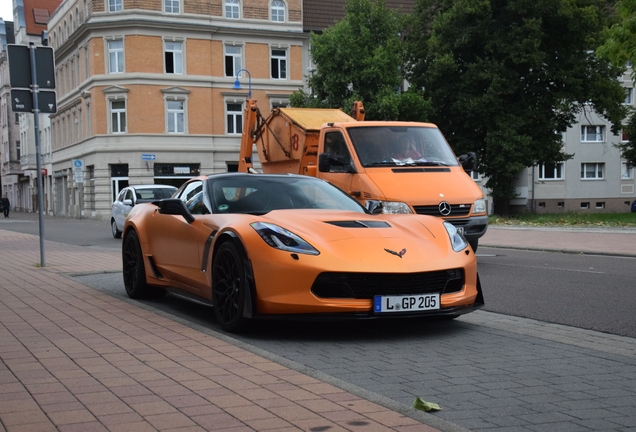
8, 43, 57, 267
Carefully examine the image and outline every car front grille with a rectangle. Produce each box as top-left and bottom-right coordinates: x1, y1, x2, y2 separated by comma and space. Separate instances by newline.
413, 204, 472, 217
311, 269, 464, 299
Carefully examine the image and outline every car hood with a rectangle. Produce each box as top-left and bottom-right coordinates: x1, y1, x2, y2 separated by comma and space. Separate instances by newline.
251, 210, 460, 270
363, 166, 482, 204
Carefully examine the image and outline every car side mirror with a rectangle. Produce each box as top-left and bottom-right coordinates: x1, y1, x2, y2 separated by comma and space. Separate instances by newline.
123, 199, 133, 206
366, 200, 384, 215
458, 152, 477, 172
153, 198, 195, 224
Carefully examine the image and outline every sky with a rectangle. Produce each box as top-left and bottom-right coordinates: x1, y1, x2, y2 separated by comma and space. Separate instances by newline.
1, 1, 13, 23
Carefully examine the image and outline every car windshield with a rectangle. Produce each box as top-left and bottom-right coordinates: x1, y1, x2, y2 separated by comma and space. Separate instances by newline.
135, 188, 176, 202
347, 126, 459, 167
209, 176, 367, 215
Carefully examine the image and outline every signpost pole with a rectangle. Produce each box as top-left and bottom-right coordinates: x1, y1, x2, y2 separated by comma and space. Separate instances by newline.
29, 43, 46, 267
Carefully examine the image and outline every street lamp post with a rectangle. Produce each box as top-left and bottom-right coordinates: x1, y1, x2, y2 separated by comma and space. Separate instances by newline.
232, 68, 252, 98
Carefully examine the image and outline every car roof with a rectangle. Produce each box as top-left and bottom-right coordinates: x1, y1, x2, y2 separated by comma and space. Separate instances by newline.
129, 184, 177, 190
205, 172, 318, 181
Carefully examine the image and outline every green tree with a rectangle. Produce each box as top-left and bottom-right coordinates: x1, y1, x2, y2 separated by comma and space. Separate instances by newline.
408, 0, 627, 214
598, 0, 636, 165
291, 0, 432, 121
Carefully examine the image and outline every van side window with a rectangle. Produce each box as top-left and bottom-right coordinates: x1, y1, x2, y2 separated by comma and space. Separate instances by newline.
324, 132, 352, 172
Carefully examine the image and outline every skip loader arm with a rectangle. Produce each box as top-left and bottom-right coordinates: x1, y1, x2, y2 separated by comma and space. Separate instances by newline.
238, 98, 261, 173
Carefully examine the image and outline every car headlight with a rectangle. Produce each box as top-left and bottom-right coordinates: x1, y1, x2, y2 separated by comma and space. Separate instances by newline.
444, 221, 468, 252
381, 201, 413, 214
472, 198, 486, 214
250, 222, 320, 255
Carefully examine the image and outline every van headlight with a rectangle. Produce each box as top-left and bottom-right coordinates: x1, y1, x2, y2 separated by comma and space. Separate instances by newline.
444, 221, 468, 252
381, 201, 413, 214
472, 198, 486, 214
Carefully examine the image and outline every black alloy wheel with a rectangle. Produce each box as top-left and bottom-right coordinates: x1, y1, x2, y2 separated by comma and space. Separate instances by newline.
212, 242, 247, 332
122, 230, 150, 299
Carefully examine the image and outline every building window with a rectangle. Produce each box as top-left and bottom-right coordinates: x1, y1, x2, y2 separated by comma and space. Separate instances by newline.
110, 100, 126, 133
557, 202, 564, 208
15, 113, 19, 124
225, 0, 240, 19
167, 100, 185, 133
33, 8, 50, 24
226, 102, 243, 135
580, 125, 604, 142
625, 88, 633, 105
622, 129, 629, 142
580, 202, 590, 209
164, 0, 180, 13
271, 48, 287, 79
470, 170, 480, 181
270, 99, 290, 110
84, 46, 89, 81
539, 162, 563, 180
581, 163, 604, 180
622, 162, 634, 179
224, 45, 242, 77
165, 41, 183, 74
108, 0, 122, 12
596, 202, 605, 209
271, 0, 285, 22
107, 40, 124, 73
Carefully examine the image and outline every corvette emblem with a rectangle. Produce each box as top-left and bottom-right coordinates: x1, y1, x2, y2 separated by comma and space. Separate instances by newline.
384, 248, 407, 258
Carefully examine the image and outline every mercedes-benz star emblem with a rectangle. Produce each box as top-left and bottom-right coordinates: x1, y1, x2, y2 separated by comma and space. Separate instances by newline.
384, 248, 407, 258
438, 201, 452, 216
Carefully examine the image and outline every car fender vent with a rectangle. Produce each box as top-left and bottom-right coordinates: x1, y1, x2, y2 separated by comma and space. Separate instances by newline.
325, 220, 391, 228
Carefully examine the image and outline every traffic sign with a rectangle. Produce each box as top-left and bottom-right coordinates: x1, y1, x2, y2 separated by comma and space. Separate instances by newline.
11, 89, 57, 113
72, 159, 84, 171
74, 171, 84, 184
8, 44, 56, 89
141, 154, 156, 161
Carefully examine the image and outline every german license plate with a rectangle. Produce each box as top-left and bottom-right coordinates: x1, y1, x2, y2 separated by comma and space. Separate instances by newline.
374, 294, 440, 313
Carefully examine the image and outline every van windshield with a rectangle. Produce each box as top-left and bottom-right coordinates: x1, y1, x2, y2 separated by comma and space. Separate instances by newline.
347, 126, 459, 167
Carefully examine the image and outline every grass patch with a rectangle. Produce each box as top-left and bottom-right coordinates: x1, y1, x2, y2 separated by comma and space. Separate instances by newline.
489, 212, 636, 227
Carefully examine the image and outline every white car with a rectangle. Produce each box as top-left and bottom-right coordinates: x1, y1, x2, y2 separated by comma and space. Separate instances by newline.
111, 184, 177, 238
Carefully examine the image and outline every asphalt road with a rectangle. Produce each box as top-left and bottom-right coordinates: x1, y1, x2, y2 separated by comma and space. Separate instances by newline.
478, 248, 636, 338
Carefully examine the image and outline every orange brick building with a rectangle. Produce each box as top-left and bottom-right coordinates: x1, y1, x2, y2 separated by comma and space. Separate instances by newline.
47, 0, 307, 219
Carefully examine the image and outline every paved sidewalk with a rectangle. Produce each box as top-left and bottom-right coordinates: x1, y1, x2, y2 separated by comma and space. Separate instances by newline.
480, 225, 636, 257
0, 230, 441, 432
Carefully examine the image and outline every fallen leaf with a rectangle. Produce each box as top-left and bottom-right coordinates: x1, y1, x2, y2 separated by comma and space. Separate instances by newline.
413, 396, 442, 412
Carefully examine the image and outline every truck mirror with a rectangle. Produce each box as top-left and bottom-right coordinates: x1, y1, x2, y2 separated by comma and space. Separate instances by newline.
458, 152, 477, 172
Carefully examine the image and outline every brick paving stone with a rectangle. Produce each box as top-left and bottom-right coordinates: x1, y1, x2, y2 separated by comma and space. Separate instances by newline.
144, 412, 197, 429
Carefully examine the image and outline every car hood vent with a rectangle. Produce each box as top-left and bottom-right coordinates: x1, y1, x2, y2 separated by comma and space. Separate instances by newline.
325, 220, 391, 228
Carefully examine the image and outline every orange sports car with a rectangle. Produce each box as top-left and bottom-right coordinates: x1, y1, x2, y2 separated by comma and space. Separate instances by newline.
122, 173, 483, 332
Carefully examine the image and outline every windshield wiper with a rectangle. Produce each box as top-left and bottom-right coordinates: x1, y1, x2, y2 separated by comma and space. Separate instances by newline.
408, 161, 449, 166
